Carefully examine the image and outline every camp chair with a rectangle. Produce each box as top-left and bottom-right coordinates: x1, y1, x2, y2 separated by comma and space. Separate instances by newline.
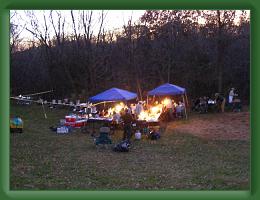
92, 127, 112, 147
232, 99, 242, 112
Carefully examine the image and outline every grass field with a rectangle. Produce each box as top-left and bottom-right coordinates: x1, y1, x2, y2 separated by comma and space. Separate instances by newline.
10, 104, 250, 190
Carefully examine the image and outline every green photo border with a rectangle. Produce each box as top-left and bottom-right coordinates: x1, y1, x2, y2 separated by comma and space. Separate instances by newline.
0, 0, 258, 199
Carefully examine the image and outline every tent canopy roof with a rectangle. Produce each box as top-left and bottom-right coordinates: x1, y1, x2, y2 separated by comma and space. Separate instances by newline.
148, 83, 186, 96
89, 87, 137, 102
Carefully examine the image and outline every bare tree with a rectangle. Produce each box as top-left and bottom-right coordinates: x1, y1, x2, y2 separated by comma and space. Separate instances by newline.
10, 11, 25, 53
123, 15, 143, 100
71, 10, 81, 46
201, 10, 237, 93
81, 10, 93, 45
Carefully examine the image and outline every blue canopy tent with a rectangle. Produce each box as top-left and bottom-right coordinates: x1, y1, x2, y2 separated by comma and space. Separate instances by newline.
148, 83, 186, 96
89, 87, 137, 103
148, 83, 188, 119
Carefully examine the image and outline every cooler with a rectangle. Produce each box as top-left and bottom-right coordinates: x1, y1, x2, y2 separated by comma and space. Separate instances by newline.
65, 115, 76, 122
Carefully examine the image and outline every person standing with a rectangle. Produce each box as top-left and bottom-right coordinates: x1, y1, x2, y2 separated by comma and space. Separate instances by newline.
165, 99, 173, 120
158, 106, 168, 133
121, 108, 134, 140
228, 88, 236, 104
215, 93, 226, 113
135, 102, 143, 118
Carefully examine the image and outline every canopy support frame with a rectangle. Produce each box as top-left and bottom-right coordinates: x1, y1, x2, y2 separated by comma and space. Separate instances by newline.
182, 94, 188, 120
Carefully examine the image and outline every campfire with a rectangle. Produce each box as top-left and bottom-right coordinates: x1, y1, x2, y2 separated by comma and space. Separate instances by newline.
105, 102, 127, 118
138, 104, 163, 122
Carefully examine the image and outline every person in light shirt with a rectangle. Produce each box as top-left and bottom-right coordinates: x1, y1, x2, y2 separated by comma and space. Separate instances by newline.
135, 102, 143, 117
228, 88, 238, 104
112, 111, 121, 123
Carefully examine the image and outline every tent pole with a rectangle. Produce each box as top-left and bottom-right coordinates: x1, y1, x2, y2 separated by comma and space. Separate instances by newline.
41, 101, 47, 119
182, 95, 188, 120
185, 92, 189, 111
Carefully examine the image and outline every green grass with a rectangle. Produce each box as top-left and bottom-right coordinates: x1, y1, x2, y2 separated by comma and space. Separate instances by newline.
10, 104, 250, 190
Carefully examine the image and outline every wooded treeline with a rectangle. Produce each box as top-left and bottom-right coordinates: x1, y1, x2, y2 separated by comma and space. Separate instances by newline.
10, 10, 250, 103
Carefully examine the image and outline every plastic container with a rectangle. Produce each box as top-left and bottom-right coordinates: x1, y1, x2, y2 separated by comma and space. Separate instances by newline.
135, 131, 142, 140
57, 126, 69, 134
65, 122, 76, 127
65, 115, 76, 122
60, 119, 66, 125
75, 120, 86, 128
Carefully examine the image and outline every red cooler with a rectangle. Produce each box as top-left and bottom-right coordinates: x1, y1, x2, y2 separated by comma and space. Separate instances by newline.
65, 115, 76, 123
75, 120, 86, 128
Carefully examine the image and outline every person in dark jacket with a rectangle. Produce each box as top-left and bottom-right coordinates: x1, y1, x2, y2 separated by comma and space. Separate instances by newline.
121, 108, 134, 140
215, 93, 226, 113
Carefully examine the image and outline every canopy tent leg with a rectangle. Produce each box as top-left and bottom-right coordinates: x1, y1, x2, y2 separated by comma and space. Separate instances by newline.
182, 95, 188, 120
41, 101, 47, 119
185, 92, 189, 110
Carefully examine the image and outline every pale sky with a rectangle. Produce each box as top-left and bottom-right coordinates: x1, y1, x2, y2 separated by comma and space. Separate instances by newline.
11, 10, 146, 43
11, 10, 249, 47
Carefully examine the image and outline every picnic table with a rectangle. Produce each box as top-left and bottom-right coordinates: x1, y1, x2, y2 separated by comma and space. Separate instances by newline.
81, 117, 159, 134
81, 117, 113, 134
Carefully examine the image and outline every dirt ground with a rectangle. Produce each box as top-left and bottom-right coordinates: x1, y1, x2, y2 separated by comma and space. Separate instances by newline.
167, 111, 250, 141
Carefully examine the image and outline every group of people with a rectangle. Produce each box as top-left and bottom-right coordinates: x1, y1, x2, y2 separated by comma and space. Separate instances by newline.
192, 87, 241, 113
164, 99, 186, 119
119, 100, 186, 140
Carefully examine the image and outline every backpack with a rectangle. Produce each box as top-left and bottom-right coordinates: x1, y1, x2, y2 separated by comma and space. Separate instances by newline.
113, 140, 130, 152
149, 131, 161, 140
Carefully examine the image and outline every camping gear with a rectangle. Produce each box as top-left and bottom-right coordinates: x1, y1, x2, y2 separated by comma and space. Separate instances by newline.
64, 114, 87, 128
74, 120, 87, 128
232, 99, 242, 112
148, 83, 186, 96
56, 126, 69, 134
89, 87, 137, 102
65, 115, 76, 122
113, 139, 131, 152
149, 131, 161, 140
60, 119, 66, 125
135, 130, 141, 140
50, 126, 57, 132
93, 127, 112, 146
10, 117, 23, 133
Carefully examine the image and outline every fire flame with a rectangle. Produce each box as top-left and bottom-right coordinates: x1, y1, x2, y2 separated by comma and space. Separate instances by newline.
162, 98, 171, 106
138, 104, 163, 122
105, 102, 126, 118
